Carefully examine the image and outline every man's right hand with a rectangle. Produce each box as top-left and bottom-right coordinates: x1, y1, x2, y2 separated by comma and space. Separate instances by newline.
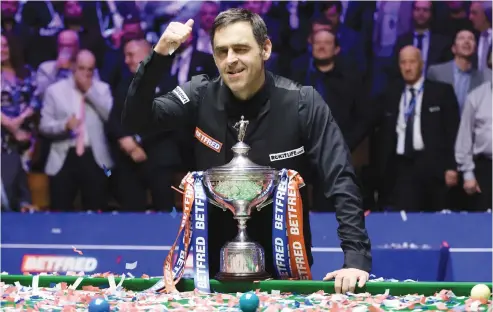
65, 115, 80, 131
130, 146, 147, 162
118, 136, 138, 154
154, 19, 194, 55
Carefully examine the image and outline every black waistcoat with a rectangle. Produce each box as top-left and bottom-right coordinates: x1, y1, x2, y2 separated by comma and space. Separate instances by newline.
192, 73, 314, 278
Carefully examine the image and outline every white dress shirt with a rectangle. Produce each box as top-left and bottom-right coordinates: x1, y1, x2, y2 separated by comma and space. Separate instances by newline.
171, 45, 193, 86
196, 28, 213, 55
70, 90, 91, 148
396, 76, 425, 155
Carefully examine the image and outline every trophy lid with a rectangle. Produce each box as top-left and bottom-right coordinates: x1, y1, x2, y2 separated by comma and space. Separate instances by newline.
205, 116, 277, 179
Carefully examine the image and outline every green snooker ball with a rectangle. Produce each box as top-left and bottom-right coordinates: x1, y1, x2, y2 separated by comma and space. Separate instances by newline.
239, 292, 260, 312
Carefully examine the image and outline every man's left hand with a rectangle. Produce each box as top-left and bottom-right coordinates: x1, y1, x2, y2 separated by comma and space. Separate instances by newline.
323, 268, 369, 294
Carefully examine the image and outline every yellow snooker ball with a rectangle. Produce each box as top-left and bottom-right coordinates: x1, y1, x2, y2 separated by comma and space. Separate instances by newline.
470, 284, 491, 300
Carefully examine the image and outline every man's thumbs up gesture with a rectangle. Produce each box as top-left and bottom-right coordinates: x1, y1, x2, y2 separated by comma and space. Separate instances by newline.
154, 19, 195, 56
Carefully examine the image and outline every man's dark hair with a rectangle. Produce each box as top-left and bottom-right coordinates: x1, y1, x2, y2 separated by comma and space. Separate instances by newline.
312, 28, 340, 47
122, 31, 146, 48
320, 1, 343, 14
210, 8, 269, 48
311, 16, 333, 29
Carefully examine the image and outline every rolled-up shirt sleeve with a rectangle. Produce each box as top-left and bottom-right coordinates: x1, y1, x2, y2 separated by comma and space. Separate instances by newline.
298, 86, 372, 272
455, 95, 476, 181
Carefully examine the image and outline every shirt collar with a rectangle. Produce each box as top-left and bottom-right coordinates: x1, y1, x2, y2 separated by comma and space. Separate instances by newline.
414, 29, 430, 37
453, 61, 473, 74
406, 75, 424, 90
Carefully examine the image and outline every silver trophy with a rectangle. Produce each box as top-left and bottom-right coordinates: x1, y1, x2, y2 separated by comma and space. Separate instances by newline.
201, 116, 280, 281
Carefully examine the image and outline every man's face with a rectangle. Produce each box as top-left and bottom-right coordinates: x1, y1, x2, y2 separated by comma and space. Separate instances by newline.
399, 48, 423, 83
312, 31, 339, 62
200, 2, 219, 32
124, 40, 148, 74
413, 1, 432, 28
452, 30, 476, 57
74, 54, 95, 82
1, 1, 18, 20
58, 32, 78, 57
323, 5, 340, 28
213, 22, 271, 96
1, 35, 9, 63
469, 2, 488, 31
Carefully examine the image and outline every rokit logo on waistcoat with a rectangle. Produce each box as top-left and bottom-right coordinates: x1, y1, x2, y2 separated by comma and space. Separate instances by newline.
269, 146, 305, 162
195, 127, 222, 153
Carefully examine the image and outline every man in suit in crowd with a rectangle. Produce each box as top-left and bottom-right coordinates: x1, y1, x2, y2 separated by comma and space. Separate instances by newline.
194, 1, 219, 55
106, 37, 185, 212
469, 1, 492, 70
428, 29, 486, 113
39, 50, 113, 211
320, 1, 366, 73
160, 25, 217, 92
392, 1, 453, 73
289, 28, 365, 151
289, 28, 366, 212
372, 46, 460, 211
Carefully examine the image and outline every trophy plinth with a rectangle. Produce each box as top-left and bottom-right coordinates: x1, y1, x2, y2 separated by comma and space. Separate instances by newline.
202, 116, 279, 281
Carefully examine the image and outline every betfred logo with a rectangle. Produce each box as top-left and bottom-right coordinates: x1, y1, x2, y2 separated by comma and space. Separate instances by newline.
21, 255, 98, 273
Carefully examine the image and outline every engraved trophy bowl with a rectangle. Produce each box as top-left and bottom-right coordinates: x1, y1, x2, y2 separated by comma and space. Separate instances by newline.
203, 116, 280, 281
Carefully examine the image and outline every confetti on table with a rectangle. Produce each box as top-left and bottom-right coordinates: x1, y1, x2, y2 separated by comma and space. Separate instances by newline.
400, 210, 408, 221
71, 246, 83, 255
125, 261, 138, 270
170, 207, 178, 219
1, 280, 491, 312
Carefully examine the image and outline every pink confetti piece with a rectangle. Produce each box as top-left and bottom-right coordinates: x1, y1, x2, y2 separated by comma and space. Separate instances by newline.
71, 246, 83, 255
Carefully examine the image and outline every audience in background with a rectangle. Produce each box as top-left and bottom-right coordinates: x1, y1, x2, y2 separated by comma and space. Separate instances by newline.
1, 0, 492, 212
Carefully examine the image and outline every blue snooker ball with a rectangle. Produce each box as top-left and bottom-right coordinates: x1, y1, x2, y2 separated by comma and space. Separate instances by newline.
239, 292, 260, 312
88, 298, 110, 312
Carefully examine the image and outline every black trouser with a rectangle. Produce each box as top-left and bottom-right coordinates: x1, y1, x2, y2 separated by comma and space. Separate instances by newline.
468, 156, 492, 211
113, 158, 175, 212
49, 148, 108, 211
387, 154, 448, 212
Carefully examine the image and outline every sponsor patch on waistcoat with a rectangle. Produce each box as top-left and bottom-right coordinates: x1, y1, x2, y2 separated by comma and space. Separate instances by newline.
172, 86, 190, 104
195, 127, 222, 153
269, 146, 305, 162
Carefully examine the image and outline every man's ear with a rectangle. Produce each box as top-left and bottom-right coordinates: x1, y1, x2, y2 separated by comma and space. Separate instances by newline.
262, 39, 272, 61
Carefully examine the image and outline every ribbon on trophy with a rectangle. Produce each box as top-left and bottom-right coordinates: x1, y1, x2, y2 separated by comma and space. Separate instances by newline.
159, 172, 210, 293
272, 169, 312, 280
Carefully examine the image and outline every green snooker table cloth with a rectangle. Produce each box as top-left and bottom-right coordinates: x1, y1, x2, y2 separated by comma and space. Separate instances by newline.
1, 275, 491, 311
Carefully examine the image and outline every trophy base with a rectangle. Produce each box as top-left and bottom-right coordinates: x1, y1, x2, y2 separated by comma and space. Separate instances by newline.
215, 271, 271, 282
